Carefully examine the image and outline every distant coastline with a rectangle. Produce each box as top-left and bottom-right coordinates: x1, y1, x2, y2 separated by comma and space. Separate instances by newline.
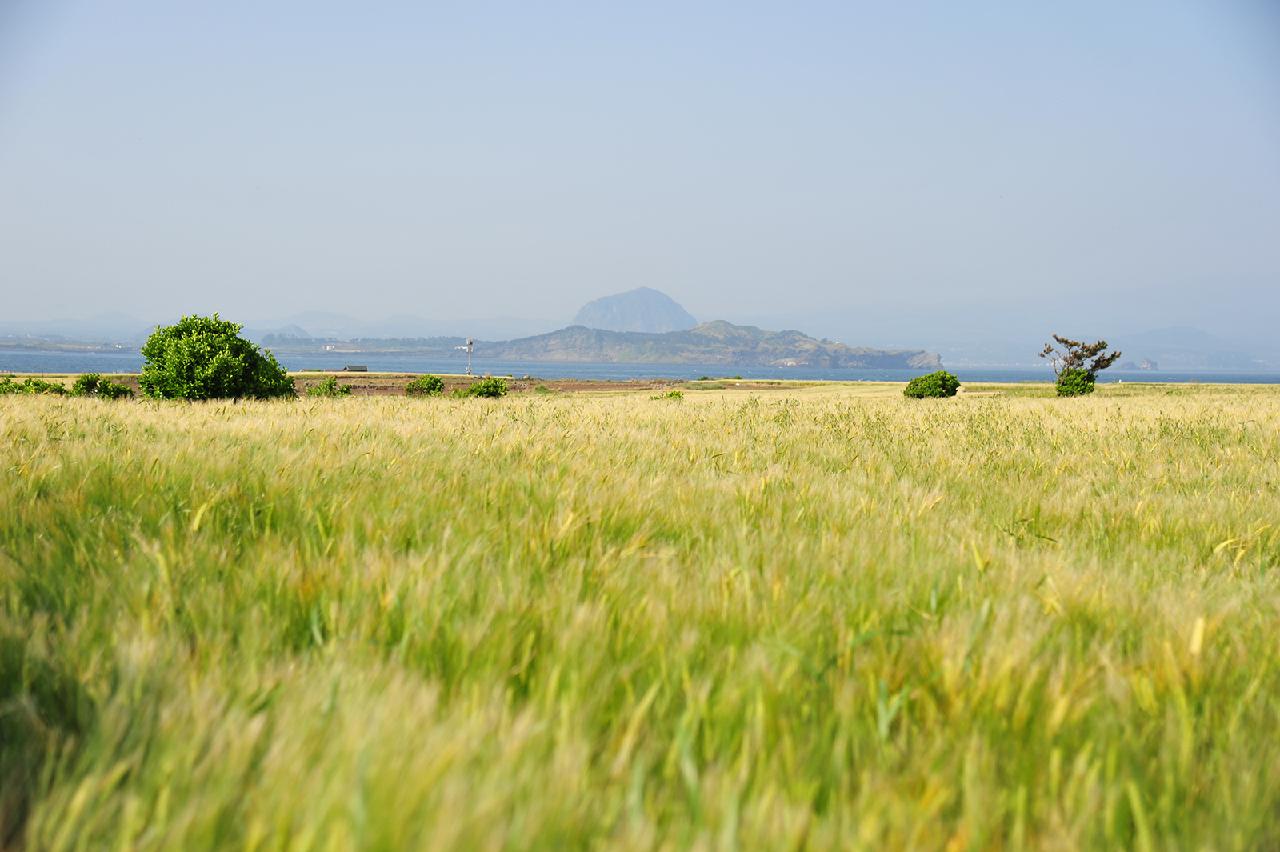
4, 347, 1280, 385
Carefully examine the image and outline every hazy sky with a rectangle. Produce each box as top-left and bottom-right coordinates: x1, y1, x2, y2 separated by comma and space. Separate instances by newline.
2, 1, 1278, 344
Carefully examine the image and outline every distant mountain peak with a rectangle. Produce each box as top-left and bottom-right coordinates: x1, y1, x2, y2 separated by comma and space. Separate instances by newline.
573, 288, 697, 334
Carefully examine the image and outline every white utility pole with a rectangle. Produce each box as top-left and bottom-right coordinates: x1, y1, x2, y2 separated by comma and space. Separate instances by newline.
454, 338, 475, 376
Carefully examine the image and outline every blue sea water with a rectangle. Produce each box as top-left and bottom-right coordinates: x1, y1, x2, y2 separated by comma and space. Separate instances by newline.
2, 348, 1277, 385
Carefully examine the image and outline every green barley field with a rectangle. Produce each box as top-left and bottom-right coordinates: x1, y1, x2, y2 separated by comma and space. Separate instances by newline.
2, 383, 1278, 849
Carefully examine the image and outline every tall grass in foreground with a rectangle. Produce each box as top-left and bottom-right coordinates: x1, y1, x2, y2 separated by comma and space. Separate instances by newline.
1, 387, 1278, 849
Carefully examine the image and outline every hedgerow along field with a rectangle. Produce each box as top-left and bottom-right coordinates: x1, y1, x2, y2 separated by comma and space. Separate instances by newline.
2, 383, 1277, 849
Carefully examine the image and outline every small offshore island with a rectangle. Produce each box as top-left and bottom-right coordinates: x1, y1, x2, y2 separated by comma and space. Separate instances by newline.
265, 321, 940, 370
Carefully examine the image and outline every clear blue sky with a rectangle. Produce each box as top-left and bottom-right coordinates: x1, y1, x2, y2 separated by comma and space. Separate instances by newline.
1, 1, 1277, 345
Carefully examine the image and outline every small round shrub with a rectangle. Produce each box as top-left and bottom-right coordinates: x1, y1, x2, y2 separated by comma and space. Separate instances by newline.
1055, 367, 1095, 397
306, 376, 351, 397
903, 370, 960, 399
139, 315, 295, 400
405, 375, 445, 397
462, 377, 508, 398
72, 373, 133, 399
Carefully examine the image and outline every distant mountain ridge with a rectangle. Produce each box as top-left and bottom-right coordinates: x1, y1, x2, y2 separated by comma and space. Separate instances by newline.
573, 287, 698, 333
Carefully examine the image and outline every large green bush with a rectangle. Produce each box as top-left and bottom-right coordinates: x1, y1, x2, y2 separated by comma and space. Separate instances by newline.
139, 315, 295, 400
1055, 367, 1095, 397
903, 370, 960, 399
72, 374, 133, 399
405, 375, 445, 397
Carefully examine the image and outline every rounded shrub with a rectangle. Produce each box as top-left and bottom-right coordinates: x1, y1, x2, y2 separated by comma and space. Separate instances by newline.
459, 377, 508, 398
405, 375, 445, 397
72, 373, 133, 399
139, 315, 295, 400
903, 370, 960, 399
1055, 367, 1095, 397
305, 376, 351, 397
